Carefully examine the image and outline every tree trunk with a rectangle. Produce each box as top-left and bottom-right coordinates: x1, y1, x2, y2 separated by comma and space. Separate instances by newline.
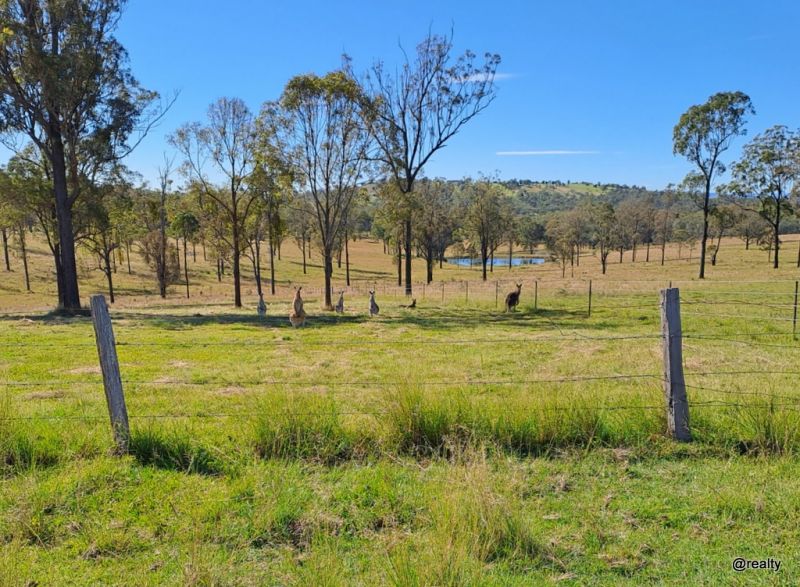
217, 257, 222, 282
404, 218, 412, 296
1, 228, 10, 271
175, 237, 181, 273
159, 189, 167, 299
481, 244, 488, 281
192, 241, 196, 263
508, 239, 513, 270
397, 242, 402, 287
699, 178, 711, 279
233, 226, 242, 307
18, 227, 30, 292
104, 250, 115, 304
661, 241, 666, 266
252, 238, 263, 299
125, 241, 131, 274
773, 204, 781, 269
796, 238, 800, 269
51, 145, 81, 310
619, 248, 624, 263
269, 234, 276, 296
323, 249, 333, 309
302, 236, 307, 274
345, 229, 350, 287
183, 238, 190, 298
646, 242, 650, 263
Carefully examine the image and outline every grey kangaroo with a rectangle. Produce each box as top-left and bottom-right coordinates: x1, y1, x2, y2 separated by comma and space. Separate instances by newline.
505, 283, 522, 312
368, 290, 380, 316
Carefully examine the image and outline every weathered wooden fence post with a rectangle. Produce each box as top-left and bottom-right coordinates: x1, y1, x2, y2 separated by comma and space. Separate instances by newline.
465, 280, 469, 304
534, 280, 539, 311
588, 279, 593, 318
793, 280, 798, 339
90, 294, 130, 453
660, 288, 690, 442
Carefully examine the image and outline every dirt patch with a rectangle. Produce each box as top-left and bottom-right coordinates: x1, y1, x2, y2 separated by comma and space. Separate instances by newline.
152, 376, 178, 384
169, 360, 191, 369
23, 391, 65, 400
217, 386, 248, 396
68, 366, 102, 375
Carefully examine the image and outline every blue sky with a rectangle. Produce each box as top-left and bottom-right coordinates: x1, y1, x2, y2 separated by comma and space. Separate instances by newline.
112, 0, 799, 189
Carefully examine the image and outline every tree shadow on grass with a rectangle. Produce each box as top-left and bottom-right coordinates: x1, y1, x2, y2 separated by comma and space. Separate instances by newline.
376, 306, 601, 331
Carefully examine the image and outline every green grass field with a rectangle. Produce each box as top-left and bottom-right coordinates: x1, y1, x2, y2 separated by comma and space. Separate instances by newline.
1, 235, 800, 584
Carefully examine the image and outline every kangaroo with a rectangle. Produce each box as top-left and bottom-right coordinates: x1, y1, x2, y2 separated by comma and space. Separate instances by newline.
368, 290, 380, 317
289, 287, 306, 327
257, 293, 267, 318
505, 283, 523, 312
334, 291, 344, 313
401, 298, 416, 309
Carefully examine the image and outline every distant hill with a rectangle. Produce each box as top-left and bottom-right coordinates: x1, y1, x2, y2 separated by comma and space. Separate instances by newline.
498, 180, 663, 215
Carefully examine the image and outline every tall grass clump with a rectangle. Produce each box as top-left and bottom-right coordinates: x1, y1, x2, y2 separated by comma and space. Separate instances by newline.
252, 392, 374, 464
0, 401, 62, 475
386, 447, 548, 585
383, 387, 661, 458
128, 426, 226, 475
692, 400, 800, 455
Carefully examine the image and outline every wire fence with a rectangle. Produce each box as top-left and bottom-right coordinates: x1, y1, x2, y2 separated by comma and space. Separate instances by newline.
2, 284, 800, 439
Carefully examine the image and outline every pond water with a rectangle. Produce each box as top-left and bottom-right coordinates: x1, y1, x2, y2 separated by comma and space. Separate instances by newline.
446, 257, 546, 268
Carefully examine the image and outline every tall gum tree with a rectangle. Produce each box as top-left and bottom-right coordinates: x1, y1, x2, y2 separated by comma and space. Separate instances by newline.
357, 31, 500, 295
171, 97, 257, 308
0, 0, 166, 310
273, 72, 371, 309
673, 91, 754, 279
726, 125, 800, 269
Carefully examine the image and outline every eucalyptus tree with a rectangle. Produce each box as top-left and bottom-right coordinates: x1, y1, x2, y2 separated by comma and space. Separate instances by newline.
591, 202, 617, 274
252, 107, 294, 295
83, 180, 131, 303
726, 125, 800, 269
171, 211, 200, 298
545, 212, 576, 278
463, 178, 505, 281
0, 0, 166, 310
171, 98, 257, 307
286, 194, 314, 275
673, 91, 754, 278
707, 203, 739, 267
412, 178, 458, 283
273, 71, 371, 309
357, 31, 500, 295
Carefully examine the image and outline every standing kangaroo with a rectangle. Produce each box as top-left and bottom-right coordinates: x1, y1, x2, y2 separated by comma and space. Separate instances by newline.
334, 291, 344, 313
289, 287, 306, 327
368, 290, 380, 316
257, 293, 267, 318
505, 283, 523, 312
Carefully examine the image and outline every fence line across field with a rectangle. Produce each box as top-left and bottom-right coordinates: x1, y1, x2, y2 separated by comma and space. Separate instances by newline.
3, 286, 800, 453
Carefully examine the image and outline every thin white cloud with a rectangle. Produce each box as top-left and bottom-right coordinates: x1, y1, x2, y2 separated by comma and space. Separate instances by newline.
462, 72, 518, 83
496, 150, 600, 156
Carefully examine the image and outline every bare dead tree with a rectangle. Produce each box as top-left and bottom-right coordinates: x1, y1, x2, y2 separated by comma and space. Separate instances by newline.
357, 31, 500, 295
